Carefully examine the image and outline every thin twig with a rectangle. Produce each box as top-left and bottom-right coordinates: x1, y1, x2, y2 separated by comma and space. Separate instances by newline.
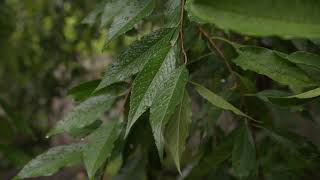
187, 52, 215, 65
197, 25, 234, 76
179, 0, 188, 64
197, 25, 247, 107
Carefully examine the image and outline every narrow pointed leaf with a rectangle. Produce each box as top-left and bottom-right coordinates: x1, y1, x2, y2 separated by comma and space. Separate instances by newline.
84, 121, 123, 179
48, 95, 116, 136
285, 87, 320, 99
150, 65, 188, 159
16, 144, 84, 179
126, 46, 177, 137
232, 123, 256, 178
287, 51, 320, 70
192, 82, 253, 120
186, 0, 320, 38
165, 92, 191, 172
233, 46, 315, 89
96, 28, 174, 91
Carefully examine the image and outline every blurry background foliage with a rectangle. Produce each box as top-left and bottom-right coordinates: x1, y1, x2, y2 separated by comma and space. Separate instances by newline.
1, 0, 320, 180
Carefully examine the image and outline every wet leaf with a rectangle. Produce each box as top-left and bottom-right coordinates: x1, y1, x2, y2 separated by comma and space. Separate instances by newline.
96, 28, 175, 91
125, 46, 177, 137
150, 65, 188, 159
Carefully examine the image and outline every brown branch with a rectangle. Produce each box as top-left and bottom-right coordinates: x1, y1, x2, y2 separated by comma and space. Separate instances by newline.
197, 25, 247, 107
179, 0, 187, 64
197, 25, 234, 77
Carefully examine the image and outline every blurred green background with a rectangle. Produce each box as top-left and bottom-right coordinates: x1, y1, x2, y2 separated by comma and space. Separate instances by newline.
0, 0, 112, 179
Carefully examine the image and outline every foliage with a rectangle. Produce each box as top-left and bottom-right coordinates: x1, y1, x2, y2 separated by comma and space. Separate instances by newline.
9, 0, 320, 179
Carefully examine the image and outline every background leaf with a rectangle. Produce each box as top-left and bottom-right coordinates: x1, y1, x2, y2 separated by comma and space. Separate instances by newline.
232, 123, 256, 178
187, 0, 320, 38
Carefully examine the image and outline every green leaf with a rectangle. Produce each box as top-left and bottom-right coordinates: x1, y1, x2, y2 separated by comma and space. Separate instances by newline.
96, 28, 175, 91
285, 87, 320, 99
191, 82, 253, 120
233, 46, 315, 89
164, 91, 191, 172
48, 94, 116, 136
83, 0, 155, 46
164, 0, 181, 28
186, 0, 320, 38
67, 79, 101, 101
84, 120, 122, 179
150, 65, 188, 159
232, 123, 256, 178
252, 87, 320, 100
125, 46, 177, 137
286, 51, 320, 71
16, 144, 84, 179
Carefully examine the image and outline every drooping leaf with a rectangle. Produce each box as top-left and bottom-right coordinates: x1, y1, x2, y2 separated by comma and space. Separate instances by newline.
150, 65, 188, 159
191, 82, 253, 120
84, 120, 123, 179
48, 95, 116, 137
186, 0, 320, 39
232, 123, 256, 178
164, 91, 191, 172
125, 46, 177, 137
96, 28, 175, 91
233, 46, 315, 89
286, 51, 320, 71
16, 144, 84, 179
83, 0, 155, 45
